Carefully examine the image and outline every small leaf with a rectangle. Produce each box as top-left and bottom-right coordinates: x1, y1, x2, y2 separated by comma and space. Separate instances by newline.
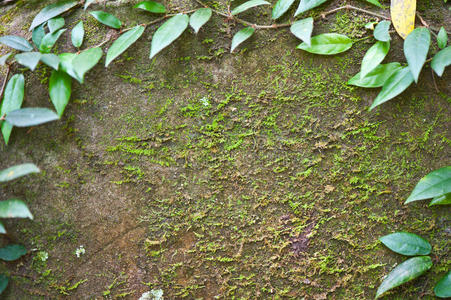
369, 67, 413, 110
134, 1, 166, 13
49, 70, 72, 116
374, 21, 391, 42
90, 11, 122, 29
404, 27, 430, 83
0, 274, 8, 294
364, 0, 382, 8
272, 0, 296, 20
295, 0, 328, 16
0, 223, 5, 234
405, 166, 451, 203
84, 0, 95, 10
48, 17, 65, 33
29, 0, 77, 31
437, 27, 448, 49
40, 53, 60, 70
297, 33, 352, 55
5, 108, 59, 127
14, 52, 42, 71
290, 17, 313, 47
72, 47, 103, 83
150, 14, 189, 59
189, 8, 212, 34
360, 41, 390, 79
0, 163, 40, 183
434, 270, 451, 298
430, 193, 451, 206
0, 244, 27, 261
0, 53, 12, 66
390, 0, 415, 39
348, 63, 402, 88
0, 35, 33, 52
231, 0, 270, 15
0, 199, 33, 219
39, 28, 67, 53
376, 256, 432, 298
0, 74, 25, 145
231, 27, 255, 53
71, 21, 84, 48
379, 232, 431, 256
431, 46, 451, 77
106, 26, 145, 67
32, 23, 46, 48
365, 22, 377, 30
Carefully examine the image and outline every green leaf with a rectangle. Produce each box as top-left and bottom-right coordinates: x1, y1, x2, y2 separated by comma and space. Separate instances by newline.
231, 27, 255, 53
360, 41, 390, 79
363, 0, 382, 8
437, 27, 448, 49
369, 67, 413, 110
290, 17, 314, 47
134, 1, 166, 13
14, 52, 42, 71
231, 0, 270, 15
0, 74, 25, 145
150, 14, 189, 59
348, 63, 402, 88
0, 163, 40, 183
0, 199, 33, 219
29, 0, 78, 31
106, 26, 144, 67
0, 274, 8, 294
272, 0, 296, 20
90, 11, 122, 29
405, 166, 451, 203
48, 17, 65, 33
376, 256, 432, 299
59, 53, 78, 79
49, 70, 72, 116
430, 193, 451, 206
5, 108, 59, 127
32, 23, 46, 48
0, 222, 5, 234
379, 232, 431, 256
84, 0, 95, 10
434, 270, 451, 298
71, 21, 84, 48
39, 29, 66, 53
374, 20, 391, 42
72, 47, 103, 83
297, 33, 352, 55
431, 46, 451, 77
295, 0, 328, 16
365, 21, 377, 30
40, 53, 60, 70
404, 27, 430, 83
0, 53, 12, 66
0, 35, 33, 52
189, 8, 212, 34
0, 244, 27, 261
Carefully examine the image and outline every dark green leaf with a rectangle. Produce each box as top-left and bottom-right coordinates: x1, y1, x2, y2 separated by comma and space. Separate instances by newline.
0, 244, 27, 261
49, 70, 71, 116
5, 108, 59, 127
150, 14, 189, 59
369, 67, 413, 110
134, 1, 166, 13
379, 232, 431, 256
189, 8, 212, 34
364, 0, 382, 8
14, 52, 42, 71
71, 21, 84, 48
290, 17, 313, 47
231, 27, 255, 53
39, 29, 66, 53
0, 74, 25, 145
431, 46, 451, 77
374, 21, 391, 42
272, 0, 295, 20
0, 222, 5, 234
0, 163, 40, 183
84, 0, 95, 10
404, 27, 430, 83
376, 256, 432, 298
360, 41, 390, 79
0, 199, 33, 219
0, 274, 8, 294
434, 270, 451, 298
48, 17, 65, 33
106, 26, 144, 67
437, 27, 448, 49
0, 53, 12, 66
32, 23, 46, 48
90, 11, 122, 29
72, 47, 103, 83
0, 35, 33, 52
295, 0, 328, 16
30, 0, 78, 31
297, 33, 352, 55
430, 193, 451, 206
231, 0, 270, 15
405, 166, 451, 203
40, 53, 60, 70
348, 63, 402, 88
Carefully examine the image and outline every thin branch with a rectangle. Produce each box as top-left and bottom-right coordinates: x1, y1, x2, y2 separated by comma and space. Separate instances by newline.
321, 4, 390, 20
0, 64, 11, 103
416, 12, 439, 35
431, 68, 439, 93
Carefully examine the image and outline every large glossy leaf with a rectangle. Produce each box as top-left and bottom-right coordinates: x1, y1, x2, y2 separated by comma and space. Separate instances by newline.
0, 244, 27, 261
272, 0, 296, 20
29, 0, 77, 31
231, 0, 270, 15
32, 23, 46, 48
150, 14, 189, 59
231, 27, 255, 53
297, 33, 352, 55
90, 11, 122, 29
14, 52, 42, 71
106, 26, 144, 67
379, 232, 431, 256
437, 27, 447, 49
0, 53, 12, 66
360, 41, 390, 79
189, 8, 212, 34
376, 256, 432, 298
72, 47, 103, 83
40, 53, 60, 70
0, 163, 40, 183
369, 67, 413, 110
404, 27, 430, 83
49, 70, 72, 116
134, 1, 166, 13
295, 0, 328, 16
290, 18, 313, 47
39, 29, 66, 53
431, 46, 451, 77
364, 0, 382, 8
430, 193, 451, 206
348, 63, 402, 88
405, 166, 451, 203
0, 36, 33, 52
48, 17, 65, 33
435, 271, 451, 298
71, 21, 84, 48
374, 21, 391, 42
0, 274, 7, 294
390, 0, 415, 39
6, 108, 59, 127
0, 74, 25, 145
0, 199, 33, 219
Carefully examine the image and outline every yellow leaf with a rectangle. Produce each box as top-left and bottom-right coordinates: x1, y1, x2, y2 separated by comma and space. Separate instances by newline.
390, 0, 416, 39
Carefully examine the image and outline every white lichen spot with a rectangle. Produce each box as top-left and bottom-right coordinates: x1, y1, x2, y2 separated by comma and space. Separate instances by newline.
75, 245, 86, 258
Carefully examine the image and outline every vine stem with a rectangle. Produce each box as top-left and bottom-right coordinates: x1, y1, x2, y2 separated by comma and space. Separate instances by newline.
321, 4, 390, 20
0, 64, 11, 104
